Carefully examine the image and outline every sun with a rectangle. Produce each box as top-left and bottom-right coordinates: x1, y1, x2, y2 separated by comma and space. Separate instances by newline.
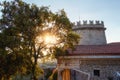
44, 34, 58, 46
35, 32, 59, 48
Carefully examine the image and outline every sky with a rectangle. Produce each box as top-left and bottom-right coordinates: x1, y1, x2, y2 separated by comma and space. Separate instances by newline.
0, 0, 120, 43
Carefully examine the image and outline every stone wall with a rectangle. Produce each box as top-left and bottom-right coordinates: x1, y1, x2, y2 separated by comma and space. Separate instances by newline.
76, 29, 106, 45
57, 57, 120, 80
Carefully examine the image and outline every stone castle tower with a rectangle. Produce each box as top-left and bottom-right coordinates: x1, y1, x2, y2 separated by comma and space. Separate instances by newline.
73, 20, 107, 45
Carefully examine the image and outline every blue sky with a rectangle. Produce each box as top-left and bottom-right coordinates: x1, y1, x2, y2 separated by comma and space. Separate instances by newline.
0, 0, 120, 43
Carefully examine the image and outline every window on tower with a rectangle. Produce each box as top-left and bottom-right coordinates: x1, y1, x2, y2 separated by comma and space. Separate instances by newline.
93, 69, 100, 77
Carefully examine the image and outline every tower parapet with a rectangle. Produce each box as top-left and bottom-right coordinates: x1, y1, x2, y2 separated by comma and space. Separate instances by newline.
73, 20, 107, 45
73, 20, 104, 25
72, 20, 105, 30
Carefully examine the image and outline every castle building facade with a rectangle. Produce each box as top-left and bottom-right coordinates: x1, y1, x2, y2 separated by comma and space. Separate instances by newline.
57, 20, 120, 80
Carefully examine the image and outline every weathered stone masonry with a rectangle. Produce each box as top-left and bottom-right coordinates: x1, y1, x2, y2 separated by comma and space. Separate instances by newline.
57, 20, 120, 80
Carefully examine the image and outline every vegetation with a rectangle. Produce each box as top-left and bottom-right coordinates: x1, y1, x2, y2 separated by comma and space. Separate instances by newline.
0, 0, 79, 80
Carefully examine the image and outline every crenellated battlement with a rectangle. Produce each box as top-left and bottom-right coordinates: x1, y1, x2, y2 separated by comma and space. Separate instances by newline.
72, 20, 105, 30
73, 20, 104, 26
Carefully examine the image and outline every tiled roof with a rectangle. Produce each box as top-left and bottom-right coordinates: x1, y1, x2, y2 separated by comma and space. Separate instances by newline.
68, 43, 120, 56
108, 42, 120, 45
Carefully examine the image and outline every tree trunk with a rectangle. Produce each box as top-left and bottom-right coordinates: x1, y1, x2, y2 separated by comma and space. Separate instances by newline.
32, 56, 38, 80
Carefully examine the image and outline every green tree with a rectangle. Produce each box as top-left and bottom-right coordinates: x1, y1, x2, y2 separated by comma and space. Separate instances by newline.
0, 30, 32, 79
0, 0, 79, 80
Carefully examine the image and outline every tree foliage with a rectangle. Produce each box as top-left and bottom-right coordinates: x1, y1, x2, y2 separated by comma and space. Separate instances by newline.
0, 0, 79, 80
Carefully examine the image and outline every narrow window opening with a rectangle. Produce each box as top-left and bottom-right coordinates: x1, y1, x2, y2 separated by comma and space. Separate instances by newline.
94, 70, 100, 77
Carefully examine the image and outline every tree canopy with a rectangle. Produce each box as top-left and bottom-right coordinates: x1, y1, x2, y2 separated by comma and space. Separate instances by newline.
0, 0, 79, 80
